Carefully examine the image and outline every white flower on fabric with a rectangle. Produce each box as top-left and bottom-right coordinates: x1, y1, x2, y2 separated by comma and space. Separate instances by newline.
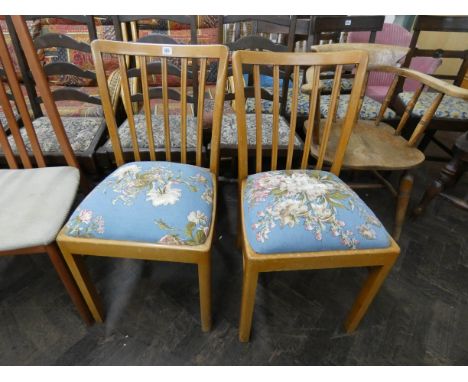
95, 216, 105, 234
112, 164, 140, 181
358, 224, 377, 240
188, 210, 208, 225
78, 209, 93, 224
201, 188, 213, 204
159, 234, 183, 245
271, 199, 308, 228
146, 182, 181, 207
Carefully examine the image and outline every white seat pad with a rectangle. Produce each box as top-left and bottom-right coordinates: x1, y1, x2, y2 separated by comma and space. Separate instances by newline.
0, 167, 80, 251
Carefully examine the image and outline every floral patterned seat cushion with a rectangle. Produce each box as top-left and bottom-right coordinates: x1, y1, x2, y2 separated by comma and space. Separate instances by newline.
397, 92, 468, 120
320, 94, 397, 120
63, 161, 214, 246
320, 78, 354, 93
244, 88, 311, 115
103, 115, 199, 151
243, 170, 391, 254
5, 116, 104, 153
220, 113, 303, 148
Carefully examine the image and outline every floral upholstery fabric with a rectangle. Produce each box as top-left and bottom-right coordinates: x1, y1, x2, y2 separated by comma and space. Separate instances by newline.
320, 94, 397, 120
5, 116, 103, 153
398, 92, 468, 120
243, 170, 391, 254
63, 161, 214, 246
319, 78, 354, 94
103, 115, 199, 151
220, 113, 303, 148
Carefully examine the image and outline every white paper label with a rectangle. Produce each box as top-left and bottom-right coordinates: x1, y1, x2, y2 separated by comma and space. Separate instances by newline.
162, 46, 172, 56
345, 19, 352, 26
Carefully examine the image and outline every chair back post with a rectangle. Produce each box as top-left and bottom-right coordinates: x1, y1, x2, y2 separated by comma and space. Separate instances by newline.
10, 16, 82, 172
91, 40, 228, 173
233, 49, 369, 181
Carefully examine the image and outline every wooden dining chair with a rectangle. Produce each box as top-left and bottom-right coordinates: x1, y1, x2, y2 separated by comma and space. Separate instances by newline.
232, 48, 401, 342
56, 40, 228, 332
302, 43, 468, 240
0, 18, 92, 325
3, 15, 121, 175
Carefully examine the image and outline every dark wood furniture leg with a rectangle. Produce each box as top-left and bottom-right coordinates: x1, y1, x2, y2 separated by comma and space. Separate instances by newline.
414, 132, 468, 215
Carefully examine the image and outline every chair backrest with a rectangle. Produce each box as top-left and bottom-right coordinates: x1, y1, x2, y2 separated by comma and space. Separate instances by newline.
401, 16, 468, 87
113, 16, 198, 44
232, 49, 369, 179
7, 15, 103, 118
348, 22, 442, 91
0, 19, 79, 170
91, 40, 228, 174
218, 16, 297, 110
307, 16, 385, 47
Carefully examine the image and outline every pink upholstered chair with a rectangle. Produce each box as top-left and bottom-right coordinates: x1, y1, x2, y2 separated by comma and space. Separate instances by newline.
348, 23, 441, 103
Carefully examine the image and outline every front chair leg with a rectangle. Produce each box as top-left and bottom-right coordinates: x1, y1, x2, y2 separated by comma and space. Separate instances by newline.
238, 258, 259, 342
45, 243, 93, 325
59, 244, 105, 323
344, 255, 398, 333
393, 171, 414, 241
198, 254, 212, 332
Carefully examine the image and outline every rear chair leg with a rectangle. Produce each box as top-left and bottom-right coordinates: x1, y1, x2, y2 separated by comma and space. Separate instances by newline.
393, 172, 414, 241
58, 243, 105, 323
45, 243, 93, 325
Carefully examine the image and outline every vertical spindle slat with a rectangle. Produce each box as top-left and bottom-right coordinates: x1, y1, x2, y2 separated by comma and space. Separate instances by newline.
196, 58, 207, 167
301, 66, 321, 169
139, 56, 156, 161
0, 120, 18, 168
253, 64, 263, 173
271, 65, 280, 170
0, 82, 32, 168
161, 57, 172, 161
316, 65, 343, 170
118, 55, 141, 161
395, 84, 424, 135
180, 57, 188, 164
285, 65, 300, 170
0, 30, 45, 167
408, 93, 444, 146
376, 74, 399, 126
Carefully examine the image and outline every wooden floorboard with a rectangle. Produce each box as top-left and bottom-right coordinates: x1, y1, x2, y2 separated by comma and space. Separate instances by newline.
0, 160, 467, 365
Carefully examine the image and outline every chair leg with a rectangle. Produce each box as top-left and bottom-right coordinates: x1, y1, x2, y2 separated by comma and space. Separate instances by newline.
59, 245, 104, 323
45, 243, 94, 326
393, 172, 414, 241
239, 259, 259, 342
413, 156, 464, 216
344, 257, 397, 333
198, 254, 212, 332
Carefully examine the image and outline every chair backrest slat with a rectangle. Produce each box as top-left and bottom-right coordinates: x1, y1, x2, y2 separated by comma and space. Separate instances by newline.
139, 55, 156, 161
180, 58, 188, 164
196, 58, 207, 167
285, 65, 301, 170
233, 50, 369, 180
301, 66, 321, 169
91, 40, 228, 174
376, 73, 399, 125
0, 119, 17, 168
408, 93, 445, 146
118, 55, 141, 161
316, 65, 343, 170
253, 64, 263, 173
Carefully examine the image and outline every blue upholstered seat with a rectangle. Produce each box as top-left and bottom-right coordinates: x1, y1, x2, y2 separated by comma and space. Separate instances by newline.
63, 162, 214, 246
243, 170, 391, 254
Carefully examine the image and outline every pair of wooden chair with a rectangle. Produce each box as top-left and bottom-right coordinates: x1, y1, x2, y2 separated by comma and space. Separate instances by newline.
46, 33, 403, 343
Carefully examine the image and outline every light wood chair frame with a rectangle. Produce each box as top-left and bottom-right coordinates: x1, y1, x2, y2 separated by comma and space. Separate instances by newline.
0, 17, 93, 325
56, 40, 229, 332
232, 49, 401, 342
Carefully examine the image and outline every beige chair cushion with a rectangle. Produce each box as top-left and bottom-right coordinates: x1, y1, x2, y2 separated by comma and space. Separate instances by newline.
0, 167, 80, 251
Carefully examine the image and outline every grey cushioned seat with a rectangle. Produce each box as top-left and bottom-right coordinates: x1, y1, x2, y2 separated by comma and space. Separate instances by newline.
0, 167, 80, 251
